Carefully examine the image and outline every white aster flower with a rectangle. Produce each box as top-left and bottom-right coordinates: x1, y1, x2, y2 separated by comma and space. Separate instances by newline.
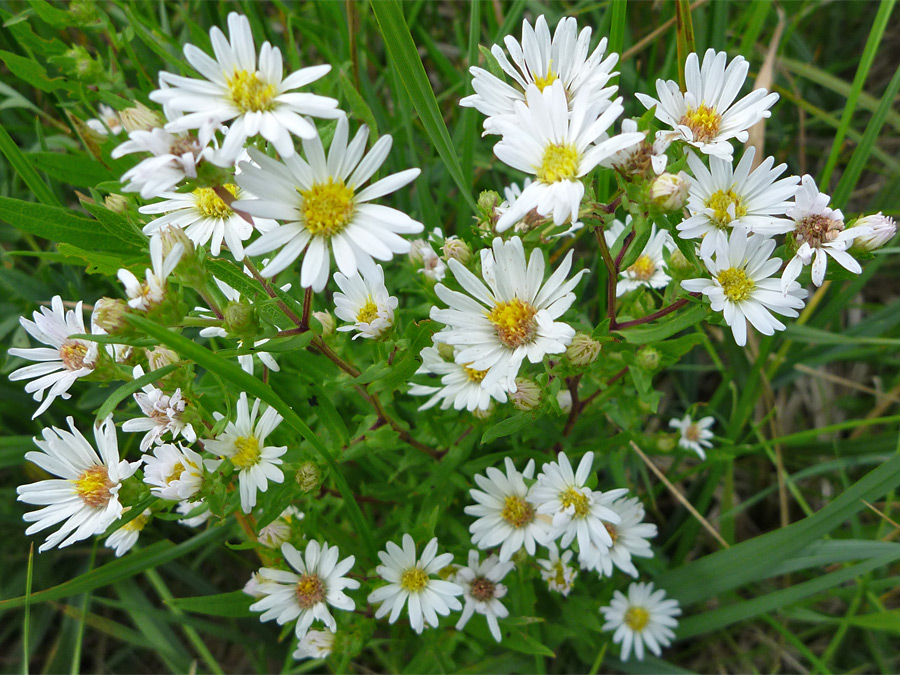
368, 534, 463, 634
650, 171, 691, 211
614, 223, 676, 297
112, 127, 212, 199
122, 365, 196, 451
851, 212, 896, 252
464, 457, 550, 561
104, 508, 151, 557
431, 236, 587, 392
151, 12, 341, 165
202, 392, 286, 513
250, 540, 359, 639
461, 14, 618, 134
293, 630, 335, 660
258, 506, 304, 549
454, 550, 514, 643
176, 499, 213, 527
86, 104, 122, 136
537, 542, 577, 596
8, 296, 102, 418
409, 238, 447, 282
408, 344, 509, 412
492, 82, 642, 230
333, 264, 397, 340
17, 415, 141, 552
235, 115, 423, 290
117, 235, 184, 312
579, 496, 656, 578
141, 442, 218, 501
669, 414, 715, 459
601, 582, 682, 661
600, 119, 671, 176
636, 48, 778, 159
682, 227, 807, 347
678, 148, 799, 259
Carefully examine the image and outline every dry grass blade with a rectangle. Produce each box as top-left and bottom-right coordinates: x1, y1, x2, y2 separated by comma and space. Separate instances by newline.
793, 363, 900, 404
746, 6, 786, 168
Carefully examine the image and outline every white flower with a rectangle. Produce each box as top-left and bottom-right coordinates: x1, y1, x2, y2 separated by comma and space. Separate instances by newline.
678, 148, 799, 259
781, 174, 868, 291
600, 120, 671, 176
333, 265, 398, 340
431, 236, 587, 392
669, 414, 715, 459
142, 442, 217, 501
531, 451, 628, 556
122, 365, 196, 451
464, 457, 550, 561
409, 239, 447, 282
151, 12, 341, 165
601, 582, 681, 661
236, 116, 423, 290
250, 540, 359, 639
851, 212, 896, 252
636, 48, 778, 159
293, 630, 335, 660
492, 82, 642, 230
117, 235, 184, 311
537, 543, 578, 596
579, 496, 656, 578
613, 223, 676, 297
8, 296, 102, 418
682, 227, 807, 347
176, 499, 213, 527
112, 127, 212, 199
258, 506, 304, 549
104, 508, 151, 557
408, 345, 509, 412
202, 392, 286, 512
87, 104, 122, 136
461, 15, 618, 134
367, 534, 463, 634
16, 415, 141, 553
454, 550, 514, 642
650, 171, 691, 211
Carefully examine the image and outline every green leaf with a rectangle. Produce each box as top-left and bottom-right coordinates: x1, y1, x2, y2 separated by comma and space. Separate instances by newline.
80, 201, 147, 250
339, 71, 378, 140
499, 625, 555, 657
0, 125, 59, 206
617, 303, 708, 344
843, 612, 900, 634
481, 412, 535, 444
27, 152, 115, 188
165, 591, 253, 618
0, 48, 70, 92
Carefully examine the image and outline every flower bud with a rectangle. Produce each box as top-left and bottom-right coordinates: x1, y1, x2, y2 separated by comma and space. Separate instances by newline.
93, 297, 129, 334
408, 239, 430, 265
119, 102, 163, 133
436, 341, 456, 362
511, 377, 541, 411
442, 237, 472, 265
472, 402, 495, 420
312, 310, 335, 336
637, 345, 661, 371
557, 390, 573, 414
566, 333, 601, 367
668, 248, 693, 272
158, 225, 195, 260
147, 345, 179, 371
850, 212, 896, 252
476, 190, 502, 231
69, 0, 100, 26
650, 171, 691, 211
295, 462, 322, 493
223, 300, 259, 339
104, 193, 128, 213
657, 436, 676, 452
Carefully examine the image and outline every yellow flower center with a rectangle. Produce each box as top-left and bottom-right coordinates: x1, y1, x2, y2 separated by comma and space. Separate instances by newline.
295, 573, 326, 609
227, 69, 277, 113
625, 606, 651, 631
679, 103, 722, 143
705, 188, 747, 228
487, 298, 538, 349
552, 561, 570, 588
60, 341, 90, 371
400, 567, 429, 592
356, 299, 379, 324
166, 462, 185, 485
300, 178, 355, 237
536, 143, 579, 183
604, 521, 619, 544
231, 436, 261, 469
627, 255, 657, 281
73, 465, 114, 508
717, 267, 755, 302
124, 511, 150, 532
463, 364, 488, 383
501, 495, 535, 529
193, 184, 237, 219
533, 64, 558, 92
560, 487, 591, 518
470, 576, 497, 602
684, 423, 702, 442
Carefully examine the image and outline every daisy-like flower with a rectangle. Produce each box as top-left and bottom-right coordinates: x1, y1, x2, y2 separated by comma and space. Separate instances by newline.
17, 415, 141, 553
104, 508, 151, 557
87, 104, 122, 136
600, 119, 671, 176
408, 344, 510, 412
142, 442, 218, 501
605, 220, 676, 297
333, 265, 398, 340
112, 127, 212, 199
669, 414, 715, 459
367, 534, 463, 634
601, 582, 682, 661
464, 457, 550, 561
202, 392, 286, 512
492, 82, 643, 231
293, 630, 335, 660
531, 451, 628, 556
537, 542, 578, 596
579, 496, 656, 578
151, 12, 341, 164
8, 296, 102, 418
851, 212, 896, 252
258, 506, 304, 549
117, 235, 184, 312
636, 48, 779, 159
250, 540, 359, 639
431, 236, 587, 393
781, 174, 869, 291
461, 15, 619, 134
235, 116, 423, 290
678, 148, 799, 259
122, 365, 195, 451
454, 550, 514, 643
682, 227, 807, 347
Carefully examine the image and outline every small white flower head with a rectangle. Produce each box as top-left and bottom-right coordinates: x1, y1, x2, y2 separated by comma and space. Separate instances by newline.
601, 582, 682, 661
236, 116, 423, 290
176, 499, 213, 527
510, 376, 542, 411
258, 506, 304, 549
557, 389, 573, 414
250, 540, 359, 639
151, 12, 342, 165
492, 83, 643, 231
123, 365, 196, 452
8, 296, 101, 418
293, 630, 335, 660
368, 534, 463, 634
441, 236, 472, 265
537, 542, 578, 596
636, 48, 779, 159
454, 550, 514, 642
464, 457, 550, 562
461, 15, 619, 134
112, 127, 212, 199
86, 104, 122, 136
650, 171, 691, 211
682, 227, 807, 347
117, 235, 184, 312
614, 223, 676, 297
202, 392, 286, 513
781, 174, 866, 291
104, 508, 152, 557
147, 345, 180, 371
243, 570, 274, 598
408, 344, 509, 413
142, 442, 217, 501
669, 414, 715, 459
431, 236, 587, 393
532, 451, 628, 555
333, 265, 398, 340
17, 415, 141, 552
678, 148, 799, 259
409, 237, 448, 281
850, 212, 896, 252
579, 496, 657, 578
600, 120, 671, 176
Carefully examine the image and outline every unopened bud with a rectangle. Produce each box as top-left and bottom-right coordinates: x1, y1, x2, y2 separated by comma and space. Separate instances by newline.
511, 377, 541, 411
477, 190, 501, 214
850, 212, 896, 252
295, 462, 322, 493
436, 341, 456, 362
408, 239, 431, 265
147, 345, 179, 371
650, 171, 691, 211
442, 237, 472, 265
119, 102, 163, 133
566, 333, 601, 367
104, 193, 128, 213
66, 46, 100, 78
158, 225, 195, 259
557, 390, 573, 414
668, 248, 692, 272
637, 346, 661, 371
438, 564, 459, 581
472, 402, 495, 420
312, 310, 335, 336
657, 436, 676, 452
93, 297, 128, 334
69, 0, 100, 25
223, 300, 258, 339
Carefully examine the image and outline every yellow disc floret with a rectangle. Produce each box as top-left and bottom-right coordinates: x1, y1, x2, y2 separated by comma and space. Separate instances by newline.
194, 184, 238, 219
463, 364, 488, 383
227, 69, 277, 113
124, 511, 150, 532
625, 606, 651, 631
705, 188, 747, 228
501, 495, 535, 529
73, 465, 114, 508
627, 255, 657, 281
400, 567, 429, 592
560, 486, 591, 518
536, 143, 579, 183
356, 299, 379, 324
60, 342, 90, 371
231, 436, 261, 468
295, 573, 326, 609
717, 267, 755, 302
679, 103, 722, 143
300, 178, 355, 237
487, 298, 538, 349
533, 64, 558, 92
